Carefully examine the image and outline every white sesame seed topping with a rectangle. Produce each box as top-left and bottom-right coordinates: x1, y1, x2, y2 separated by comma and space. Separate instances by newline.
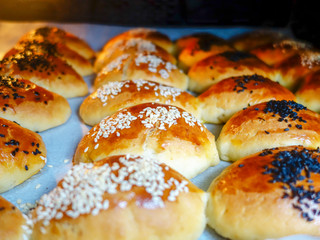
300, 51, 320, 69
102, 54, 129, 73
31, 155, 189, 231
134, 54, 177, 78
86, 104, 204, 153
93, 79, 183, 105
36, 184, 41, 189
121, 38, 157, 52
94, 110, 138, 144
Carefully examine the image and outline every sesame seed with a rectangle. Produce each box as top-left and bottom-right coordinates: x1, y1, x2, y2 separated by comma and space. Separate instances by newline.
32, 155, 189, 231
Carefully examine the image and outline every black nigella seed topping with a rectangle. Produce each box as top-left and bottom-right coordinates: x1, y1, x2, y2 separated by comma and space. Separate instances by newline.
32, 148, 42, 155
19, 40, 60, 57
5, 139, 20, 146
265, 131, 270, 134
262, 148, 320, 221
232, 74, 267, 93
219, 51, 255, 62
1, 52, 56, 73
263, 100, 307, 130
25, 165, 29, 171
0, 134, 5, 137
238, 164, 244, 168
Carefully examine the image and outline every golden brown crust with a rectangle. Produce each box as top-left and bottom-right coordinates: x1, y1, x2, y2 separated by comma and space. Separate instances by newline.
101, 28, 174, 55
175, 33, 234, 72
250, 39, 311, 66
296, 70, 320, 113
21, 26, 95, 60
0, 117, 47, 193
0, 196, 27, 240
94, 38, 176, 73
0, 52, 88, 98
216, 100, 320, 161
275, 51, 320, 91
74, 103, 219, 179
5, 39, 94, 76
207, 146, 320, 240
199, 74, 296, 124
229, 30, 286, 52
80, 79, 199, 126
94, 52, 188, 90
188, 51, 278, 93
31, 155, 207, 240
0, 75, 71, 132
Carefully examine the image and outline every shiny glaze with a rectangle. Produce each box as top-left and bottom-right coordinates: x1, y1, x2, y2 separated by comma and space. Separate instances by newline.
0, 76, 54, 111
199, 75, 295, 99
0, 117, 46, 167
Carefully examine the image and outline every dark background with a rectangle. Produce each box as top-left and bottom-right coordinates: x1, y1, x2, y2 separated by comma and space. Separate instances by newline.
0, 0, 319, 48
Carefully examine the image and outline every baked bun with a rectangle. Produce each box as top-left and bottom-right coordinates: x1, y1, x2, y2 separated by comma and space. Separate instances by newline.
0, 117, 47, 193
4, 39, 94, 76
188, 51, 278, 93
274, 50, 320, 90
0, 196, 31, 240
94, 38, 176, 73
216, 100, 320, 161
21, 26, 95, 60
0, 75, 71, 132
199, 74, 296, 124
229, 30, 286, 52
74, 103, 219, 179
94, 52, 188, 90
250, 39, 312, 66
175, 33, 234, 72
296, 70, 320, 113
0, 51, 88, 98
101, 28, 174, 55
31, 154, 207, 240
80, 79, 199, 126
207, 146, 320, 240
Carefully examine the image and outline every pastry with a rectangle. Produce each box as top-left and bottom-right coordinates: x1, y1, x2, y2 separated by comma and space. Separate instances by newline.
0, 51, 88, 98
198, 74, 296, 124
21, 26, 95, 60
100, 28, 175, 55
274, 50, 320, 91
4, 39, 94, 76
0, 75, 71, 132
0, 117, 47, 193
31, 154, 207, 240
188, 51, 278, 93
74, 103, 219, 179
94, 52, 188, 90
217, 100, 320, 161
80, 79, 199, 126
250, 39, 312, 66
0, 196, 31, 240
229, 30, 286, 52
94, 38, 176, 73
207, 146, 320, 239
175, 32, 234, 72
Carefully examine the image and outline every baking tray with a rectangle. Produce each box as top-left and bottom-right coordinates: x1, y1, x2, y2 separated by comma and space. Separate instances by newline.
0, 21, 317, 240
